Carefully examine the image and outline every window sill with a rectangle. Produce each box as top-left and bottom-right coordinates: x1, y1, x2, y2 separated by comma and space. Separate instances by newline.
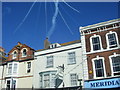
21, 55, 27, 58
46, 66, 53, 68
87, 47, 120, 54
68, 63, 76, 65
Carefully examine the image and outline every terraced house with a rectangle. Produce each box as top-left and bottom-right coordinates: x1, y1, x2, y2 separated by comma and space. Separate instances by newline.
0, 42, 35, 89
0, 47, 7, 90
33, 39, 88, 89
80, 18, 120, 89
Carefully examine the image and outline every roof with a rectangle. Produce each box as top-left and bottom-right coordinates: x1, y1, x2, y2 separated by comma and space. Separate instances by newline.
8, 42, 35, 54
80, 18, 120, 31
36, 40, 81, 52
60, 40, 81, 46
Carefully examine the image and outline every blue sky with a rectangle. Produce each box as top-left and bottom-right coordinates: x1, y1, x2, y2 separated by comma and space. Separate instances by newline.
2, 2, 119, 53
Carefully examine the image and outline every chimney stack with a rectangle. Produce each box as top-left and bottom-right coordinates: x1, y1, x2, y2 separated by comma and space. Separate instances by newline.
44, 37, 50, 49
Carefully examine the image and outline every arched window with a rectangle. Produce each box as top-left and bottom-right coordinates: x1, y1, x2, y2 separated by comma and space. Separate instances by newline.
90, 34, 103, 51
22, 49, 27, 57
13, 51, 17, 59
106, 31, 119, 49
109, 53, 120, 76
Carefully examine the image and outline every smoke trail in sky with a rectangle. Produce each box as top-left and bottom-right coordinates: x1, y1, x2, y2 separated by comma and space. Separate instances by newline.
47, 0, 59, 39
13, 0, 38, 34
62, 0, 80, 13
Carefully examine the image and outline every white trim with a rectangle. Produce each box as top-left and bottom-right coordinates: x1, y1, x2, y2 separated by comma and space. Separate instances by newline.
80, 26, 120, 36
80, 18, 120, 31
6, 78, 17, 89
39, 71, 56, 88
46, 56, 54, 68
90, 34, 103, 52
86, 46, 120, 55
26, 61, 31, 73
106, 31, 119, 49
92, 56, 106, 79
21, 48, 28, 57
109, 53, 120, 77
70, 73, 78, 86
12, 50, 18, 59
68, 52, 76, 65
7, 62, 19, 77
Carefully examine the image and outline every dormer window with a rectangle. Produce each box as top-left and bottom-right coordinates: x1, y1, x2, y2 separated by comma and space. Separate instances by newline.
49, 43, 61, 49
13, 51, 17, 59
106, 31, 119, 48
21, 48, 27, 57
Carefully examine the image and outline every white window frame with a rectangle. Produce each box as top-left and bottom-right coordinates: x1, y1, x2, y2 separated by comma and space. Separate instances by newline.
106, 31, 119, 49
39, 71, 56, 88
109, 53, 120, 77
46, 56, 53, 68
6, 79, 17, 89
12, 50, 18, 59
7, 63, 12, 75
70, 73, 78, 86
92, 56, 106, 79
68, 52, 76, 65
21, 48, 28, 57
43, 74, 50, 88
90, 34, 103, 52
7, 62, 19, 76
26, 62, 31, 73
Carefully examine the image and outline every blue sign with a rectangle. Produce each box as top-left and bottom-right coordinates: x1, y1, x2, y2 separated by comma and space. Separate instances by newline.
84, 78, 120, 89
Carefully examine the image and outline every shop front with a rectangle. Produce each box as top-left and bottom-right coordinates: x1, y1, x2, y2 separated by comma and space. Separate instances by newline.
84, 77, 120, 90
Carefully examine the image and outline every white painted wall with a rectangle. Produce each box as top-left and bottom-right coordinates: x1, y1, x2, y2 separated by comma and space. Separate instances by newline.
1, 59, 34, 89
33, 42, 87, 88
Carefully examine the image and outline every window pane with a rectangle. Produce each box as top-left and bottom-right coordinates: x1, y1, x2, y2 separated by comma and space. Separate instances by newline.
23, 49, 27, 56
7, 80, 11, 89
92, 37, 101, 51
112, 56, 120, 73
44, 74, 50, 87
8, 64, 12, 75
92, 37, 99, 44
94, 59, 104, 77
13, 51, 17, 58
13, 63, 17, 74
47, 56, 53, 67
70, 74, 77, 86
68, 52, 76, 64
27, 62, 31, 73
51, 74, 55, 87
108, 33, 117, 47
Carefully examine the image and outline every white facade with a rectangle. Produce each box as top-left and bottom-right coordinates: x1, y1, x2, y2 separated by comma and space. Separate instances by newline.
3, 60, 34, 89
0, 65, 4, 89
33, 41, 88, 88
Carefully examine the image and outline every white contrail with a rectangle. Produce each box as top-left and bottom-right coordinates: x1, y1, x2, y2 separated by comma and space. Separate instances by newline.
47, 0, 59, 39
58, 9, 73, 35
13, 0, 38, 33
45, 0, 48, 37
62, 0, 80, 13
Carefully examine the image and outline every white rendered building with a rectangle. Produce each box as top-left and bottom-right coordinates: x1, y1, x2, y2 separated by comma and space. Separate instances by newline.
33, 39, 88, 89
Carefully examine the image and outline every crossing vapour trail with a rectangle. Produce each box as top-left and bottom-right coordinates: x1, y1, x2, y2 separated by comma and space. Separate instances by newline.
62, 0, 80, 13
13, 0, 38, 34
58, 9, 73, 35
47, 0, 59, 39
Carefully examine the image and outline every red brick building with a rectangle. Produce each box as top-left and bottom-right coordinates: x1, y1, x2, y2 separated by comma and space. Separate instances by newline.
80, 19, 120, 89
1, 42, 35, 89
